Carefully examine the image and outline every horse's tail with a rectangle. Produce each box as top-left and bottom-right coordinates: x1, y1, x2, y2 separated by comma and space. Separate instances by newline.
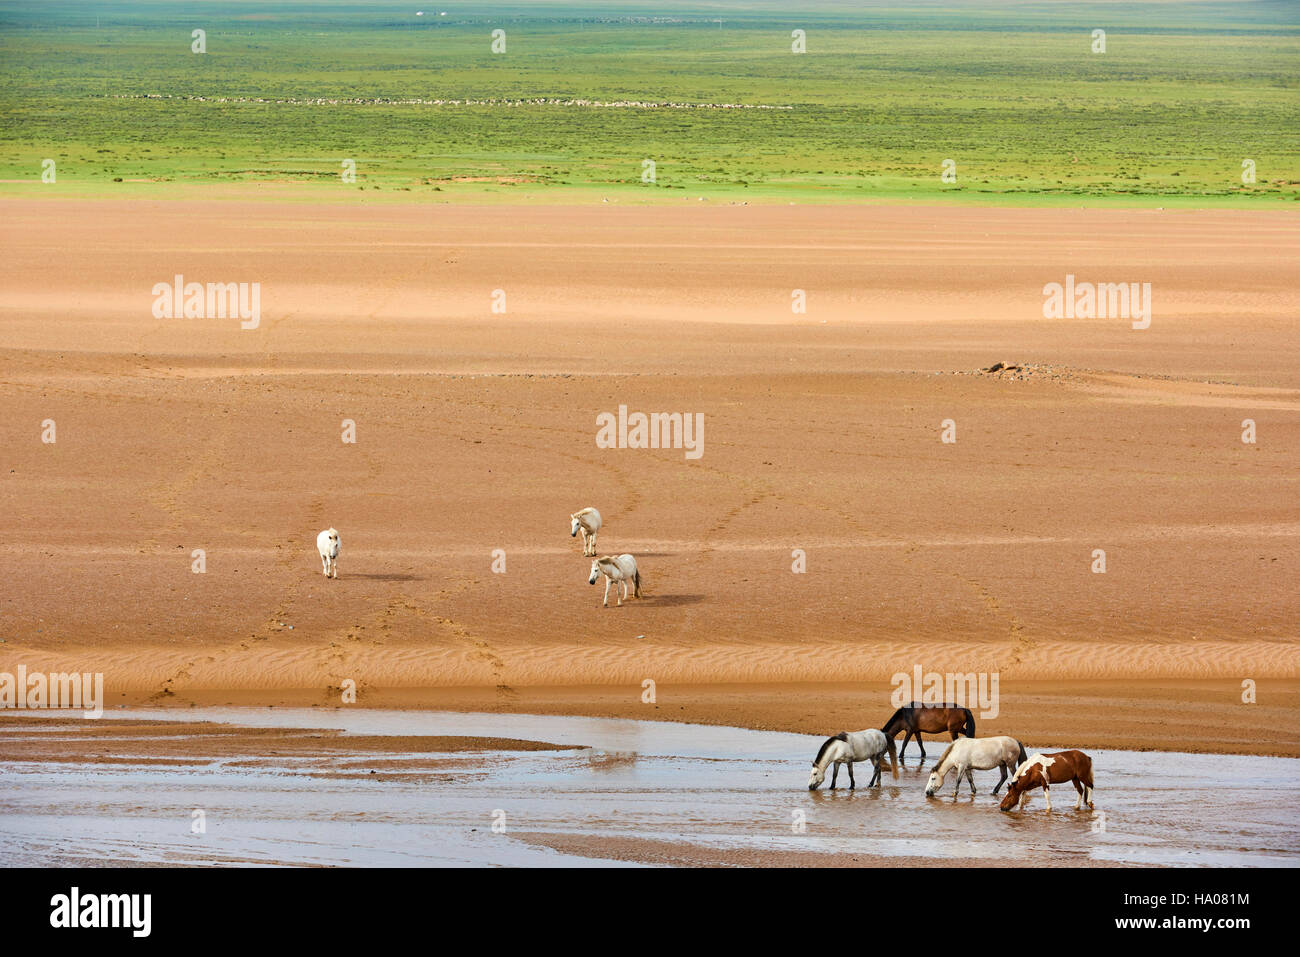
963, 709, 975, 738
886, 732, 899, 779
633, 566, 642, 598
1017, 740, 1028, 767
1081, 752, 1094, 789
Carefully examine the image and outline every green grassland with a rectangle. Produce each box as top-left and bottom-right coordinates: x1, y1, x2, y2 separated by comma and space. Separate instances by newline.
0, 1, 1296, 204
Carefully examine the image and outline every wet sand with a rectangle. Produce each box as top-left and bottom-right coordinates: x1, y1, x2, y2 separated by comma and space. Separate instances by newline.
2, 709, 1296, 868
112, 679, 1300, 758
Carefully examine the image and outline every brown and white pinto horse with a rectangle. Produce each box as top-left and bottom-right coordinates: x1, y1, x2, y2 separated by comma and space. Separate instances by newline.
999, 750, 1095, 812
882, 702, 975, 763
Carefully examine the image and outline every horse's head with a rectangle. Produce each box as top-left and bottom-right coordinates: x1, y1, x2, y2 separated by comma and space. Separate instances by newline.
999, 782, 1023, 811
924, 769, 943, 796
807, 764, 826, 790
570, 514, 580, 537
1000, 764, 1038, 811
327, 528, 339, 544
588, 559, 601, 585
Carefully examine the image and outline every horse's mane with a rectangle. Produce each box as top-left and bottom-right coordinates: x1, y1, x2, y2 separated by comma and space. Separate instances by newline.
814, 732, 848, 764
934, 739, 958, 768
883, 705, 911, 727
1012, 754, 1049, 782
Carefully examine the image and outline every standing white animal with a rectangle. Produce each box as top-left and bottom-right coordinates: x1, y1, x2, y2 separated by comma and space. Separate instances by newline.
924, 735, 1028, 797
588, 554, 640, 607
570, 507, 602, 556
808, 729, 899, 790
316, 528, 340, 578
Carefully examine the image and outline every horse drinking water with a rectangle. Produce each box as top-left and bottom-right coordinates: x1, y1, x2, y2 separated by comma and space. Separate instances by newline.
999, 750, 1095, 812
924, 736, 1028, 797
808, 729, 899, 790
882, 702, 975, 762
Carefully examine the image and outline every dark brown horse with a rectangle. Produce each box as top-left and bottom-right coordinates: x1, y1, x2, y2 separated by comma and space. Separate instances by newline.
882, 702, 975, 763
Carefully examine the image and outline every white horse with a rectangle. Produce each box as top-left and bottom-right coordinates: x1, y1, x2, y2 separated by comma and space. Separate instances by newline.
924, 735, 1027, 797
588, 554, 640, 607
808, 729, 899, 790
316, 527, 340, 578
570, 507, 602, 556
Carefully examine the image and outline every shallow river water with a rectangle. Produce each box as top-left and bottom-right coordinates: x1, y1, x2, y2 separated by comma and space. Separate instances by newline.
1, 708, 1296, 867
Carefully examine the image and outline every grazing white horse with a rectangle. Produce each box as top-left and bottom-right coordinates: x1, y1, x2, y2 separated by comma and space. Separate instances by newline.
316, 527, 340, 578
588, 554, 640, 607
808, 729, 899, 790
925, 735, 1027, 797
570, 507, 602, 556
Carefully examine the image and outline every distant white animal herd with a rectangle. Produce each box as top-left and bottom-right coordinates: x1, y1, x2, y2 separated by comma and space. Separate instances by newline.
314, 505, 641, 608
572, 507, 642, 607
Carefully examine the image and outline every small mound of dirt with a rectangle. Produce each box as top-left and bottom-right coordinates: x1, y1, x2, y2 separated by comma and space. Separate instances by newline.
973, 362, 1075, 382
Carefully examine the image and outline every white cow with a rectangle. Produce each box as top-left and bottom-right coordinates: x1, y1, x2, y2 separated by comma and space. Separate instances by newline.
316, 527, 340, 578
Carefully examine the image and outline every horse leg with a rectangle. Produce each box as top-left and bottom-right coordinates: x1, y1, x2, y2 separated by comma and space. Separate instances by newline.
1042, 785, 1052, 812
869, 759, 881, 787
897, 731, 911, 761
1072, 778, 1084, 809
993, 763, 1007, 795
829, 763, 839, 790
847, 762, 855, 790
616, 578, 624, 606
602, 577, 611, 607
917, 733, 926, 762
966, 768, 976, 795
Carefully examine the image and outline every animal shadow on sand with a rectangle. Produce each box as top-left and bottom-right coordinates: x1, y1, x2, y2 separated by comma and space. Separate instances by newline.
642, 593, 705, 607
349, 573, 426, 582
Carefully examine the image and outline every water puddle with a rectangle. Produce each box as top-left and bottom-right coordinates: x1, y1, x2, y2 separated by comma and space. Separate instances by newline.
1, 708, 1295, 867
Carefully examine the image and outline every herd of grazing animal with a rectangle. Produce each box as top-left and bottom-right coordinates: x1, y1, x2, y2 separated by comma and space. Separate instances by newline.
309, 526, 1095, 814
809, 702, 1096, 814
314, 505, 641, 609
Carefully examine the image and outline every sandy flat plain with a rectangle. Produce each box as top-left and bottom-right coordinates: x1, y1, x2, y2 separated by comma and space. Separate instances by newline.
1, 199, 1296, 754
